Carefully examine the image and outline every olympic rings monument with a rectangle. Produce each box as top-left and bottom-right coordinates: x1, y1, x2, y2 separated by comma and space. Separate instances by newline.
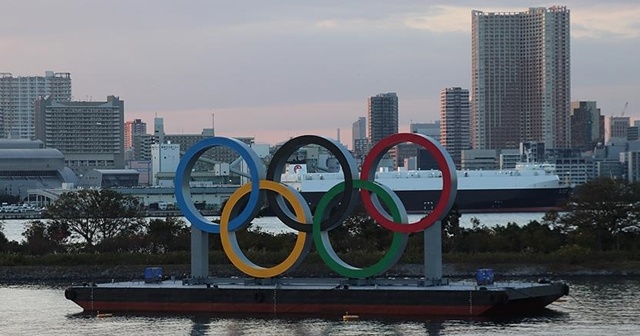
176, 132, 456, 283
64, 133, 570, 318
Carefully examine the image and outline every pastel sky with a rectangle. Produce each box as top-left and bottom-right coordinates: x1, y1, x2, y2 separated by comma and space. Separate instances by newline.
2, 1, 639, 147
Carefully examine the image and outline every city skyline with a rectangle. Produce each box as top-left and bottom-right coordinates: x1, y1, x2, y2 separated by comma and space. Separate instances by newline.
2, 1, 639, 145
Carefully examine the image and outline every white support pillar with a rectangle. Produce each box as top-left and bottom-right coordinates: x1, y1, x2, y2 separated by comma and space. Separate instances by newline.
424, 220, 442, 281
191, 226, 209, 279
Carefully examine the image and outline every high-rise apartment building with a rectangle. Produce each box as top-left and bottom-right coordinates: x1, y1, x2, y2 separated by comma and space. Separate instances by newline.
367, 92, 398, 144
34, 95, 125, 177
570, 101, 604, 151
124, 119, 147, 150
471, 6, 570, 150
367, 93, 399, 169
440, 87, 471, 166
0, 71, 71, 139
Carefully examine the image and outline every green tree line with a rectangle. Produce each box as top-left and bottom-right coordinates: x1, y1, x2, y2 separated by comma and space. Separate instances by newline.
0, 178, 639, 266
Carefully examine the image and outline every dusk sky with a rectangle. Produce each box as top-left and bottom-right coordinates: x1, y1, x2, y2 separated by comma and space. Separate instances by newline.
2, 1, 639, 147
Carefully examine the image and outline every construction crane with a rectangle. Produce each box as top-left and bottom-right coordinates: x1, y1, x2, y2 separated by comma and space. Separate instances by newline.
621, 102, 629, 117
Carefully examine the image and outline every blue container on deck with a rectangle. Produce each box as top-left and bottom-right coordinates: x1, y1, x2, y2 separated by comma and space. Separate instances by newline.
144, 267, 163, 283
476, 268, 494, 286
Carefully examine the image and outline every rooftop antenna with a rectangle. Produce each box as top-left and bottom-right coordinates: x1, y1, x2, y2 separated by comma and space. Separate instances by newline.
212, 112, 215, 136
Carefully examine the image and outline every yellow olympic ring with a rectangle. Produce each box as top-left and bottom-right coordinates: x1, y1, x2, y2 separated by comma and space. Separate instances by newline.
220, 180, 313, 278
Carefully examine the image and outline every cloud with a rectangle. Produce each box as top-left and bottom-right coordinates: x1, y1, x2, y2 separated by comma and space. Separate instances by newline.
311, 5, 476, 33
403, 6, 475, 33
310, 5, 482, 34
398, 4, 640, 39
3, 2, 639, 40
572, 5, 640, 39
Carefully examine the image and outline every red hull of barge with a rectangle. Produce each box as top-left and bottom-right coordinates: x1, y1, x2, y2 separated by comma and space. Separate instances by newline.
65, 279, 568, 318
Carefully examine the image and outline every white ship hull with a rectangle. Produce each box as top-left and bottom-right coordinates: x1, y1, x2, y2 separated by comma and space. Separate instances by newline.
281, 163, 571, 213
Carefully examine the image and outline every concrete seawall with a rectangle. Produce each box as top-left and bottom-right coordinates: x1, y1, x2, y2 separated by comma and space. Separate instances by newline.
1, 264, 637, 285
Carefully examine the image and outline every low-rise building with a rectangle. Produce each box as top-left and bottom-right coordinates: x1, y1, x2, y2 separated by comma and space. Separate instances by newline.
0, 140, 78, 200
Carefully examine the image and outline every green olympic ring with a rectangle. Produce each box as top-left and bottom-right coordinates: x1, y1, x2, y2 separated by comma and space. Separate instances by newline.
313, 179, 409, 278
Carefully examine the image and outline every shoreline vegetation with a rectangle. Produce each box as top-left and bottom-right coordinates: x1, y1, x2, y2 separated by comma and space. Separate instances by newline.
2, 248, 639, 284
2, 260, 639, 285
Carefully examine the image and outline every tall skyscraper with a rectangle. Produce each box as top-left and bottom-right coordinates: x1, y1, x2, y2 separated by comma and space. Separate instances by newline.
124, 119, 147, 150
570, 101, 604, 151
34, 95, 125, 176
351, 117, 367, 156
440, 87, 471, 166
471, 6, 570, 150
0, 71, 72, 139
367, 92, 398, 144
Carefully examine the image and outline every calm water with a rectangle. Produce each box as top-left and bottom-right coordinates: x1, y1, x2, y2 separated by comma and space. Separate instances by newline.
1, 277, 639, 335
1, 213, 545, 243
249, 213, 547, 235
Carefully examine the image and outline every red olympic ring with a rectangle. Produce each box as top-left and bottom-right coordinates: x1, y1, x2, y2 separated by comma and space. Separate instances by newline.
359, 133, 457, 233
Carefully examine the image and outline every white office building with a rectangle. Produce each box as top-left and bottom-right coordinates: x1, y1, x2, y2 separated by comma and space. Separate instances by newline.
151, 143, 180, 187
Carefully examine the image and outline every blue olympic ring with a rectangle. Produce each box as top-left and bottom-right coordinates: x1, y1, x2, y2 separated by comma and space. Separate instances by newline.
175, 137, 265, 233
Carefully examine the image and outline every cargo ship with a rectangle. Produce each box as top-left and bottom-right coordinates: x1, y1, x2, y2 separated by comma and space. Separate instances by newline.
281, 163, 571, 213
65, 275, 569, 318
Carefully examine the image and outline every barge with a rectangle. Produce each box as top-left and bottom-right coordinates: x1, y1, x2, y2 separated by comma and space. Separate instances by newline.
65, 277, 569, 318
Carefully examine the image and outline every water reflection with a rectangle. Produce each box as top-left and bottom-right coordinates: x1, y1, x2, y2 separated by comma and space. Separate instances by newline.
179, 310, 576, 336
189, 316, 211, 336
2, 277, 640, 335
